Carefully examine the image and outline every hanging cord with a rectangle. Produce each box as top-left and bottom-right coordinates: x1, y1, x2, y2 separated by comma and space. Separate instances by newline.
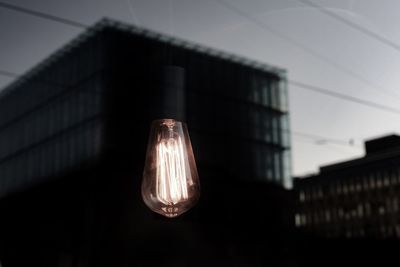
126, 0, 140, 26
168, 0, 175, 37
166, 0, 175, 65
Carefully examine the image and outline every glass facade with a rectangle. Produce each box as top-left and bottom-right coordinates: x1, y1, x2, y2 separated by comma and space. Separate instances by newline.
295, 156, 400, 239
0, 32, 105, 196
182, 53, 291, 188
104, 18, 291, 188
0, 19, 294, 267
0, 18, 291, 199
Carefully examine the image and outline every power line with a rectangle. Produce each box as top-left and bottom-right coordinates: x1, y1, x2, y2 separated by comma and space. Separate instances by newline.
126, 0, 140, 26
0, 70, 18, 78
289, 79, 400, 115
296, 0, 400, 53
292, 136, 360, 155
1, 0, 400, 105
2, 66, 400, 117
0, 1, 399, 117
0, 1, 88, 29
214, 0, 400, 100
291, 131, 358, 147
0, 70, 359, 148
0, 2, 391, 148
0, 68, 360, 147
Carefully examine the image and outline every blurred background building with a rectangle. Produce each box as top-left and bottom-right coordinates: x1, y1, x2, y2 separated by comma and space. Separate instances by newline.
0, 19, 293, 267
294, 134, 400, 239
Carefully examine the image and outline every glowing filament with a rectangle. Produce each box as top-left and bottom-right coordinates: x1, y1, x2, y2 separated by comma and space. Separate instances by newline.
142, 119, 200, 218
155, 136, 189, 205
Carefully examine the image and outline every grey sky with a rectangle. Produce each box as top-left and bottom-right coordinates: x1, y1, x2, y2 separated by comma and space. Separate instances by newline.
1, 0, 400, 176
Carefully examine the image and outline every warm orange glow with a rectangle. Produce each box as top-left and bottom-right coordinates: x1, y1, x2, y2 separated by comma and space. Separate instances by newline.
142, 119, 200, 218
156, 136, 190, 205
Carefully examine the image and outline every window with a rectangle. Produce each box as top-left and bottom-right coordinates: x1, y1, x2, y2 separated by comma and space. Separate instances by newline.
349, 182, 354, 192
325, 211, 331, 222
357, 204, 364, 218
338, 208, 344, 218
370, 175, 376, 188
302, 214, 307, 226
379, 206, 385, 215
337, 183, 342, 194
393, 198, 399, 212
273, 151, 281, 182
318, 188, 323, 198
295, 214, 302, 227
0, 166, 4, 195
377, 178, 382, 188
356, 182, 362, 192
390, 170, 397, 185
271, 116, 279, 144
270, 80, 279, 109
261, 81, 269, 106
343, 184, 348, 194
281, 115, 290, 148
384, 177, 390, 186
364, 202, 371, 216
299, 191, 305, 202
363, 178, 369, 190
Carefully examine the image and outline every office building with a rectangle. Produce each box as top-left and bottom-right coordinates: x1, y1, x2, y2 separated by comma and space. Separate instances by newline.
0, 18, 292, 266
294, 134, 400, 239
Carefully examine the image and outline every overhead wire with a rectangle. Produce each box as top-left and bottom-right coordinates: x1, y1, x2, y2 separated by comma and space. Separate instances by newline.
214, 0, 400, 100
291, 131, 358, 147
126, 0, 140, 26
0, 66, 361, 147
0, 0, 384, 148
0, 1, 88, 29
0, 2, 399, 117
289, 80, 400, 115
292, 136, 361, 156
0, 70, 18, 78
296, 0, 400, 53
1, 0, 400, 115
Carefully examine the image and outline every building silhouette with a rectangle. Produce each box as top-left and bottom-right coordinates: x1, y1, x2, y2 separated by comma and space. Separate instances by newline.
0, 19, 293, 266
294, 134, 400, 239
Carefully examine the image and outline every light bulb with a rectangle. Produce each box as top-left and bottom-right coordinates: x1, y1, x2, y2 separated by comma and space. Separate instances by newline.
142, 119, 200, 218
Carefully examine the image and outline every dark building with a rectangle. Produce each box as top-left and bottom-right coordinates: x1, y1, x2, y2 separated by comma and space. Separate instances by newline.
294, 134, 400, 239
0, 19, 292, 266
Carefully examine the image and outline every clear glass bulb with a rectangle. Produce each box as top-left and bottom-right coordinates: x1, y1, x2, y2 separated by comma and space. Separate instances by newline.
142, 119, 200, 218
